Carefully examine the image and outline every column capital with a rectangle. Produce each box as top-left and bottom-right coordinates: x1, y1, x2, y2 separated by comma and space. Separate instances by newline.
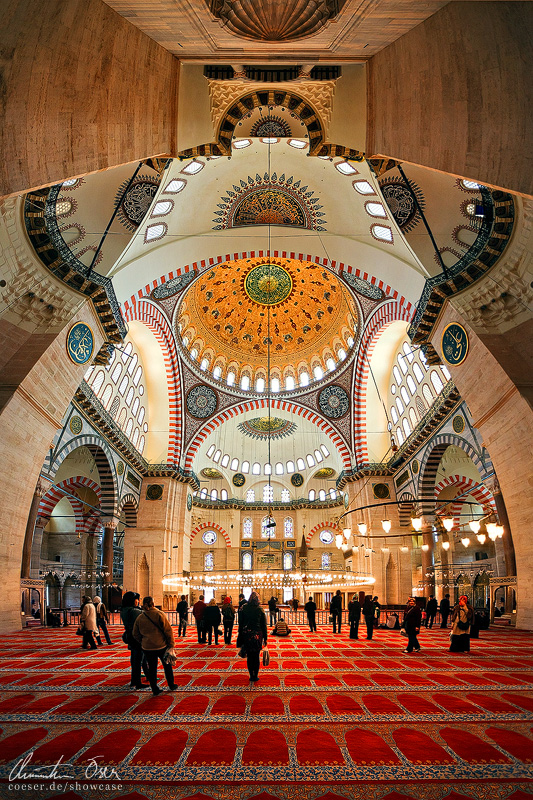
102, 518, 118, 530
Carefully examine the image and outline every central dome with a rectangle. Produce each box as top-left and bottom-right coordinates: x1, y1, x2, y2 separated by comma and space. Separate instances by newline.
177, 256, 358, 390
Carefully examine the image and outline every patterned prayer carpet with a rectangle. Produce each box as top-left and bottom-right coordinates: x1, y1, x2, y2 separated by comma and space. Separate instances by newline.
0, 623, 532, 800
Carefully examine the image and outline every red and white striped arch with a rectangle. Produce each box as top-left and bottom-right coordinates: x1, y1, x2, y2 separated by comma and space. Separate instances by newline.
184, 398, 352, 471
122, 252, 409, 312
352, 300, 415, 463
190, 522, 231, 548
38, 477, 102, 536
123, 298, 182, 463
306, 520, 340, 544
434, 474, 496, 524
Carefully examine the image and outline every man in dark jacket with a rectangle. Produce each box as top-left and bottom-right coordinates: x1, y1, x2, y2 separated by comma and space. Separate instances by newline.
305, 596, 317, 632
439, 594, 451, 628
268, 596, 278, 626
402, 597, 422, 653
176, 594, 188, 638
348, 594, 361, 639
425, 595, 438, 628
193, 595, 207, 643
237, 591, 268, 681
330, 589, 343, 633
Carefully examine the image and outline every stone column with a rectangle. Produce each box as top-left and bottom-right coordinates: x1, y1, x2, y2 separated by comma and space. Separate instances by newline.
101, 518, 117, 608
20, 479, 48, 578
485, 474, 516, 577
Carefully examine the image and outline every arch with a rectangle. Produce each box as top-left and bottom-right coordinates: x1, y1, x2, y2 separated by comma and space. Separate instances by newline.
190, 522, 231, 548
352, 301, 415, 464
184, 398, 351, 472
434, 474, 497, 524
118, 494, 139, 528
122, 298, 182, 464
306, 520, 340, 544
417, 435, 487, 518
38, 486, 85, 537
47, 437, 118, 518
398, 491, 416, 527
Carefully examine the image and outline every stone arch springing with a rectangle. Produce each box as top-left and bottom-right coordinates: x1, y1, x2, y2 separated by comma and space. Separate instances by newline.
417, 435, 486, 518
190, 522, 231, 548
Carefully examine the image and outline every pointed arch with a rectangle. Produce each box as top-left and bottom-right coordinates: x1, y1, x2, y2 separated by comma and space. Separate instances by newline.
306, 520, 340, 544
118, 494, 139, 528
417, 435, 487, 518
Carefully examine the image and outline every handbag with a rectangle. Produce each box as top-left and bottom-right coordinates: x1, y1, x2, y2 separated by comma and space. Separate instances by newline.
457, 618, 470, 630
238, 646, 247, 658
76, 624, 84, 636
400, 628, 408, 637
163, 646, 177, 666
262, 647, 270, 666
328, 615, 334, 623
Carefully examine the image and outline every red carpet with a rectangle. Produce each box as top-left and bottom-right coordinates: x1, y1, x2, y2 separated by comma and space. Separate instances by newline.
0, 622, 532, 798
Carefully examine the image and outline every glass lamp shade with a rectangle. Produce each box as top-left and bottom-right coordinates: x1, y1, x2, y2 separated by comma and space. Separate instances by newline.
400, 545, 409, 553
476, 533, 486, 544
441, 541, 450, 551
411, 517, 423, 531
443, 517, 454, 532
468, 519, 481, 534
381, 519, 392, 533
357, 522, 367, 535
421, 543, 429, 551
496, 525, 504, 538
335, 534, 343, 549
343, 527, 351, 540
461, 537, 470, 547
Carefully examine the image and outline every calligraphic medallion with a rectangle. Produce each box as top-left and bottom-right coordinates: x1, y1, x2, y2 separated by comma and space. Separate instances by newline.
243, 263, 293, 306
441, 322, 469, 366
233, 473, 246, 487
69, 416, 83, 435
66, 322, 94, 365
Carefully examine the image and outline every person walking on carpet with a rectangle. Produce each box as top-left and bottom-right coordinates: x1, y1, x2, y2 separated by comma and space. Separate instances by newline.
440, 593, 451, 628
80, 595, 99, 650
221, 596, 235, 644
449, 594, 474, 653
176, 594, 188, 638
132, 596, 178, 696
237, 591, 268, 682
93, 596, 112, 645
305, 596, 317, 632
193, 594, 207, 643
425, 595, 438, 628
204, 598, 222, 645
401, 596, 422, 653
120, 591, 150, 689
330, 589, 343, 633
348, 594, 361, 639
362, 595, 375, 640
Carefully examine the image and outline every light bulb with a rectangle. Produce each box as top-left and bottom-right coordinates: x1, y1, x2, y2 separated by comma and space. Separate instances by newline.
357, 522, 367, 535
476, 533, 486, 544
381, 519, 392, 533
441, 541, 450, 551
411, 517, 423, 531
461, 537, 470, 547
468, 520, 481, 534
443, 517, 454, 532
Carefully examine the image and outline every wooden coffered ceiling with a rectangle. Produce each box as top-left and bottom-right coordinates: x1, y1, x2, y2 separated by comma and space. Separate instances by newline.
102, 0, 453, 60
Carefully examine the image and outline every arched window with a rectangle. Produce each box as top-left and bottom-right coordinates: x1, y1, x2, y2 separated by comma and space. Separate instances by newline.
299, 371, 309, 386
127, 353, 138, 375
296, 457, 305, 471
139, 436, 145, 454
221, 489, 228, 501
308, 489, 316, 501
409, 408, 418, 428
118, 408, 127, 428
281, 489, 290, 503
391, 407, 398, 424
210, 489, 218, 500
118, 375, 128, 395
125, 386, 134, 406
207, 444, 215, 457
243, 518, 253, 537
406, 375, 416, 395
200, 488, 208, 499
430, 370, 444, 393
110, 396, 120, 418
242, 552, 252, 570
241, 461, 250, 474
231, 457, 239, 471
326, 357, 335, 372
240, 374, 250, 390
204, 552, 214, 571
398, 354, 408, 374
286, 460, 295, 473
92, 370, 105, 395
227, 371, 235, 386
221, 454, 230, 467
256, 377, 265, 392
263, 484, 273, 502
133, 366, 142, 386
319, 489, 326, 501
125, 418, 133, 438
402, 418, 411, 438
313, 365, 323, 380
111, 363, 122, 383
314, 449, 323, 463
320, 445, 330, 457
138, 406, 146, 426
321, 552, 331, 569
213, 449, 221, 463
132, 397, 139, 416
213, 365, 222, 379
283, 552, 293, 571
121, 342, 133, 363
396, 397, 404, 415
416, 396, 426, 416
271, 377, 280, 392
403, 342, 414, 362
132, 428, 139, 447
246, 489, 255, 502
371, 224, 394, 243
252, 462, 261, 475
329, 489, 337, 499
400, 386, 410, 405
285, 375, 295, 390
393, 366, 402, 385
275, 462, 284, 475
264, 463, 272, 475
423, 384, 434, 405
306, 453, 315, 467
284, 517, 293, 537
262, 516, 275, 538
413, 363, 424, 383
396, 427, 404, 445
101, 384, 113, 408
441, 364, 451, 380
200, 358, 209, 371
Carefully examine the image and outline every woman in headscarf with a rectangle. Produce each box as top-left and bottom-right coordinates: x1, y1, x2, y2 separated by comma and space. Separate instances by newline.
449, 594, 474, 652
237, 591, 267, 682
121, 591, 150, 689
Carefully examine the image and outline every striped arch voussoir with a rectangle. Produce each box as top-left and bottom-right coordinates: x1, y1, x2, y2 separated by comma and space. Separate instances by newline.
38, 485, 85, 536
119, 494, 139, 528
434, 475, 497, 522
398, 492, 416, 527
190, 522, 231, 548
306, 521, 340, 544
184, 398, 351, 471
418, 435, 485, 516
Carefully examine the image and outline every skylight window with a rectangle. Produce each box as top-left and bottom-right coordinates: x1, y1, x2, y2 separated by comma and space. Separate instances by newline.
233, 139, 252, 149
261, 138, 278, 145
230, 458, 239, 470
165, 179, 186, 193
371, 224, 394, 243
256, 377, 265, 392
335, 161, 358, 175
365, 201, 387, 217
285, 375, 295, 390
320, 445, 330, 457
152, 200, 173, 216
353, 180, 375, 195
144, 223, 167, 243
182, 160, 204, 175
288, 139, 308, 149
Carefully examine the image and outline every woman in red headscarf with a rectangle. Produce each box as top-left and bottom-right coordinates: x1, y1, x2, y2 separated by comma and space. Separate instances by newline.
449, 594, 474, 652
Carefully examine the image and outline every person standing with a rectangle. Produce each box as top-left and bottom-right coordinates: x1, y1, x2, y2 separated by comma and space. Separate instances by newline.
238, 593, 247, 610
132, 596, 178, 696
237, 591, 267, 682
330, 589, 343, 633
120, 591, 149, 689
348, 594, 361, 639
449, 595, 474, 653
293, 597, 299, 612
363, 596, 374, 640
439, 594, 451, 628
305, 596, 317, 632
93, 596, 112, 645
192, 594, 207, 643
425, 595, 438, 628
80, 595, 98, 650
221, 596, 235, 644
176, 594, 188, 638
402, 597, 422, 653
372, 596, 381, 628
268, 596, 278, 626
204, 598, 222, 645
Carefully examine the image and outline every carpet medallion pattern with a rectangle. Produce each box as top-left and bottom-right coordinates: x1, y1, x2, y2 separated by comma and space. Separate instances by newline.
0, 625, 531, 799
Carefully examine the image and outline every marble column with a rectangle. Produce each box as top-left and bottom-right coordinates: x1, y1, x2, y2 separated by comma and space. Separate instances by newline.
20, 479, 48, 579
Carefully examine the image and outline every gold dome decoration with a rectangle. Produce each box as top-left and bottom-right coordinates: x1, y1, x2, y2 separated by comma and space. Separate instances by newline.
207, 0, 346, 42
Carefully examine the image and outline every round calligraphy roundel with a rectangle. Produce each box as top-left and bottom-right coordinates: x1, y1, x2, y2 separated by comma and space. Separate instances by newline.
318, 385, 349, 419
66, 322, 94, 365
186, 385, 218, 418
441, 323, 469, 366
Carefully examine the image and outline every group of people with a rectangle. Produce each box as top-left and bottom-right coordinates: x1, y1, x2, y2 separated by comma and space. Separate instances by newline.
79, 595, 113, 649
400, 594, 478, 653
